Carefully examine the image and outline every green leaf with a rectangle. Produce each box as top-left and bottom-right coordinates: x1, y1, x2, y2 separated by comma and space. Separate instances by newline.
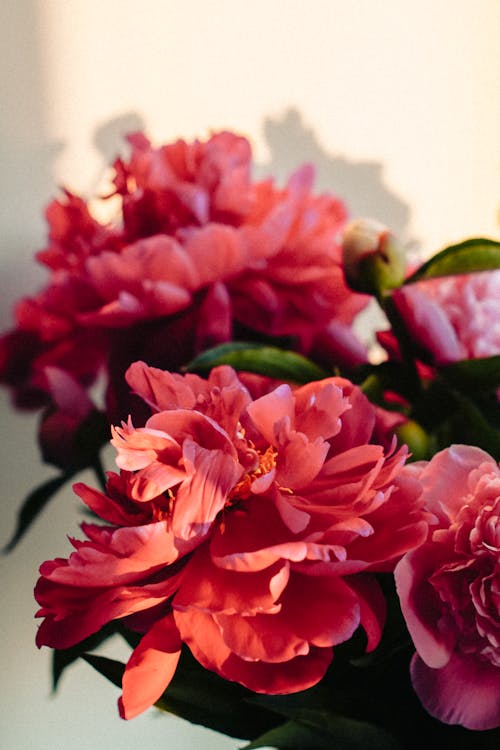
82, 647, 279, 740
3, 470, 76, 552
449, 393, 500, 459
438, 355, 500, 390
404, 237, 500, 284
156, 649, 279, 740
242, 719, 330, 749
243, 714, 401, 750
186, 342, 328, 383
81, 653, 125, 689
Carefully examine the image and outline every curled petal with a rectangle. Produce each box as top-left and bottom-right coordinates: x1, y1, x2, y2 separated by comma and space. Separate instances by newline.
172, 441, 242, 542
174, 544, 289, 615
175, 608, 333, 694
410, 652, 500, 730
119, 615, 182, 719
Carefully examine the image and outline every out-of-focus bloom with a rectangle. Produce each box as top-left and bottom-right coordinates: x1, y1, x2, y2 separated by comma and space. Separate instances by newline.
342, 219, 406, 295
35, 364, 429, 719
389, 271, 500, 365
395, 445, 500, 730
0, 131, 369, 468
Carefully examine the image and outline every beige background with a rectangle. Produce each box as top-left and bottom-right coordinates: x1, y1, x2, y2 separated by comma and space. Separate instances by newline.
1, 1, 499, 748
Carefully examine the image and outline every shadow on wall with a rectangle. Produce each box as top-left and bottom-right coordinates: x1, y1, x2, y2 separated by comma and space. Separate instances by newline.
259, 108, 411, 238
92, 108, 412, 241
90, 112, 146, 192
0, 2, 63, 322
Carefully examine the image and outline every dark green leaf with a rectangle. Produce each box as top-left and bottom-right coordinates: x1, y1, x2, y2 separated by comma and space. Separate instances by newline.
439, 355, 500, 390
186, 342, 328, 383
242, 719, 330, 749
156, 649, 279, 739
243, 714, 401, 750
81, 653, 125, 689
441, 390, 500, 459
82, 646, 279, 740
3, 471, 75, 552
404, 237, 500, 284
353, 360, 420, 404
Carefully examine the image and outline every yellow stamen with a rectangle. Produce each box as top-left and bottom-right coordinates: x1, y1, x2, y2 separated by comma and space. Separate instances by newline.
230, 444, 278, 502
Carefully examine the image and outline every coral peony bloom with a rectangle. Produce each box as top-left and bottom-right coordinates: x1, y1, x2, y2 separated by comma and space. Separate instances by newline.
391, 271, 500, 365
0, 131, 367, 468
35, 364, 429, 719
395, 445, 500, 730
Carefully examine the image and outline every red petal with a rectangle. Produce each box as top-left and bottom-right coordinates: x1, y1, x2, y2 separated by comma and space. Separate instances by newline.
119, 615, 181, 719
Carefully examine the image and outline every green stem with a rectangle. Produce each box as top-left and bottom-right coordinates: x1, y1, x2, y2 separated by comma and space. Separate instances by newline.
91, 453, 107, 492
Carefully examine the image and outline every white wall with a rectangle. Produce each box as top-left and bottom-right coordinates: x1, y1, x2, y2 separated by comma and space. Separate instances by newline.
1, 1, 499, 748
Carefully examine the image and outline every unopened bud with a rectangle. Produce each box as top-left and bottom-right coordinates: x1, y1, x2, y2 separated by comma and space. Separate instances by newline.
342, 219, 406, 295
396, 419, 433, 461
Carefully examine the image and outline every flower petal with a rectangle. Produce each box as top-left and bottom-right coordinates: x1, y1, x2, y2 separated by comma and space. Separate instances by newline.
119, 615, 182, 719
175, 608, 333, 694
410, 651, 500, 730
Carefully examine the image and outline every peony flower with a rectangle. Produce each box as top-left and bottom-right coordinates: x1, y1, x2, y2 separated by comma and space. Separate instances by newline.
35, 363, 429, 719
0, 131, 368, 469
389, 271, 500, 365
395, 445, 500, 730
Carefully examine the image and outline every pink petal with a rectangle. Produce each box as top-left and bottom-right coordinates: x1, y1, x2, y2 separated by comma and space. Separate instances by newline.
73, 480, 139, 526
419, 445, 496, 523
42, 366, 94, 418
209, 497, 313, 572
42, 521, 179, 586
280, 573, 361, 648
311, 321, 368, 369
277, 431, 328, 489
246, 384, 295, 446
410, 651, 500, 730
146, 409, 234, 454
175, 608, 333, 694
173, 543, 289, 615
327, 380, 376, 453
142, 279, 192, 316
195, 282, 233, 350
172, 440, 242, 542
119, 615, 182, 719
395, 546, 454, 668
393, 285, 462, 364
294, 380, 350, 441
215, 611, 310, 663
182, 224, 247, 287
35, 575, 180, 649
125, 361, 199, 412
346, 574, 386, 652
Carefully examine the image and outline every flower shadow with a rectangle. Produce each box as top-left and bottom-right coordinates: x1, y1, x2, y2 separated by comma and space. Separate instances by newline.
259, 108, 411, 238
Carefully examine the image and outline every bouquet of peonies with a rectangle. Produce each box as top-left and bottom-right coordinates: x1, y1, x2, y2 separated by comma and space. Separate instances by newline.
2, 131, 499, 748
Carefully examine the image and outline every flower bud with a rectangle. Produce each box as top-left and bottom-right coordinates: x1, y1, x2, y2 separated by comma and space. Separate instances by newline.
342, 219, 406, 295
395, 418, 433, 461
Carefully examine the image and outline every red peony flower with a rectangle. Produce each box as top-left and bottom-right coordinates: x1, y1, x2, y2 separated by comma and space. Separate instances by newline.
395, 445, 500, 730
388, 271, 500, 365
0, 131, 368, 468
35, 364, 429, 719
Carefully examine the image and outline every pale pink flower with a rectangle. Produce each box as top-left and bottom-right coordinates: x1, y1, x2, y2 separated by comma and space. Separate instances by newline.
395, 445, 500, 730
391, 271, 500, 365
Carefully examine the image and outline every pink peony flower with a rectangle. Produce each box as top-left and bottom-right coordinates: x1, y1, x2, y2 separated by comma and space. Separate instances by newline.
395, 445, 500, 730
390, 271, 500, 365
1, 131, 368, 468
35, 364, 429, 719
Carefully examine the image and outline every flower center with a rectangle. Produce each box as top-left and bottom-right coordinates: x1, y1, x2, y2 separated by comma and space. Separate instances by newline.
229, 444, 278, 503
